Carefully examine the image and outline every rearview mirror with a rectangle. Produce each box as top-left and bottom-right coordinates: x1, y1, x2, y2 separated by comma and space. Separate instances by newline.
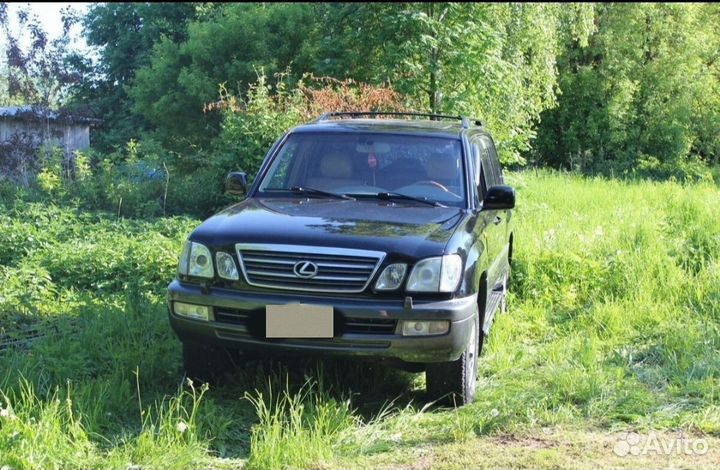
226, 171, 247, 196
356, 142, 391, 154
482, 185, 515, 210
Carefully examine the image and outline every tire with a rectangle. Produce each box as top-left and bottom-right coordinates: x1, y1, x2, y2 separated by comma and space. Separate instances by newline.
182, 342, 233, 385
426, 307, 481, 407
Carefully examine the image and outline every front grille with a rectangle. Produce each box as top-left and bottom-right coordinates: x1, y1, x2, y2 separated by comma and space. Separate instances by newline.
236, 244, 385, 293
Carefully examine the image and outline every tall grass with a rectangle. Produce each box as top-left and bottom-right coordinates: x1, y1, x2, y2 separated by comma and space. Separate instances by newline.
470, 171, 720, 435
0, 378, 211, 469
1, 170, 718, 468
243, 380, 355, 469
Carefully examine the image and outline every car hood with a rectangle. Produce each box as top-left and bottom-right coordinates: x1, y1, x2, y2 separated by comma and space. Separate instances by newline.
190, 197, 466, 259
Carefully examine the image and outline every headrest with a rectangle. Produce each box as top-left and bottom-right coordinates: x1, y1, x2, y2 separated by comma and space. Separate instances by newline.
424, 153, 458, 181
320, 153, 353, 178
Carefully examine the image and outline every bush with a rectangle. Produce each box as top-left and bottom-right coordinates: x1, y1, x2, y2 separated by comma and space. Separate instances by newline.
168, 72, 409, 216
29, 140, 173, 218
10, 74, 407, 218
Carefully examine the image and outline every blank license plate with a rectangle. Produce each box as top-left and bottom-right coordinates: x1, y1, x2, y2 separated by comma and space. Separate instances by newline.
265, 304, 334, 338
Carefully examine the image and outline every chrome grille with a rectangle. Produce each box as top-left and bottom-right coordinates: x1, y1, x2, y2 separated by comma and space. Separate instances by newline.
236, 244, 385, 293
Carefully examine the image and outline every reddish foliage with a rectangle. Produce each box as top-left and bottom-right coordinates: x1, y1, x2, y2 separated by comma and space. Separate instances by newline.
205, 74, 408, 119
296, 75, 407, 119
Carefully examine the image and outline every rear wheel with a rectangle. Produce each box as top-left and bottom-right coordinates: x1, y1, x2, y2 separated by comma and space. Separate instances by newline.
426, 307, 480, 406
182, 342, 234, 385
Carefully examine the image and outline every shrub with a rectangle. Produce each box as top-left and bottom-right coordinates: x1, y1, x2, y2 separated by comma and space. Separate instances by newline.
30, 140, 173, 219
160, 71, 410, 216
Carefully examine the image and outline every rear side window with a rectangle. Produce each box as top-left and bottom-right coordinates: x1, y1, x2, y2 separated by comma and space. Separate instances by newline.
479, 136, 503, 185
476, 138, 495, 189
471, 142, 488, 202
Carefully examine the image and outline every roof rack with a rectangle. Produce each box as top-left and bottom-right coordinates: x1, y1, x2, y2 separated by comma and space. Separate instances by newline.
313, 111, 482, 128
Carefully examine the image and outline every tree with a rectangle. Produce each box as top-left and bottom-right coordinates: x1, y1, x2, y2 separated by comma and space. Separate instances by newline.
0, 3, 80, 107
534, 3, 720, 178
308, 3, 595, 165
130, 3, 317, 150
67, 3, 202, 151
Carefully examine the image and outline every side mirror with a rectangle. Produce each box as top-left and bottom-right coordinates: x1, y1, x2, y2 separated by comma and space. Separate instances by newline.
482, 185, 515, 210
226, 171, 248, 196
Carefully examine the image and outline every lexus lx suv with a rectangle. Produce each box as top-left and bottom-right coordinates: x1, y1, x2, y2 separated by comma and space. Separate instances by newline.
167, 112, 515, 405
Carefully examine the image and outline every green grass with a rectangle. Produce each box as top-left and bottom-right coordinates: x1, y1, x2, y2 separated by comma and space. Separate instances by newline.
1, 170, 719, 468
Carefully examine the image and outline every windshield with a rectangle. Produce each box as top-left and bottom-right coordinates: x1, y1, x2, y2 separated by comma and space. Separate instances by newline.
257, 132, 466, 207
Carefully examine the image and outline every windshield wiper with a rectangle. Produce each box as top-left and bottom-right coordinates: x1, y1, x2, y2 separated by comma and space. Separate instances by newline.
358, 191, 446, 207
289, 186, 356, 201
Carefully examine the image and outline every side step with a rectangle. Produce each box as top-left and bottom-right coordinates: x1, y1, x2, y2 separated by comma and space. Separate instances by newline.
482, 272, 508, 334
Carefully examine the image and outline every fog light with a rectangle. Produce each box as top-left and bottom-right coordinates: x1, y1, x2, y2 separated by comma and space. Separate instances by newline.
400, 320, 449, 336
174, 302, 211, 321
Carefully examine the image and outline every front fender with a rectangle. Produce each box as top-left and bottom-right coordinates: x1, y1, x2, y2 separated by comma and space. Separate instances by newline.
447, 213, 489, 297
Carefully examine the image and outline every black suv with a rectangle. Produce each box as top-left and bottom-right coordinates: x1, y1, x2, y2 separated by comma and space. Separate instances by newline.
168, 112, 515, 405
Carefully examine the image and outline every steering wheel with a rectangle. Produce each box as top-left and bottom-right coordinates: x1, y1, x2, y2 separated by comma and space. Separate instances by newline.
411, 180, 462, 200
415, 180, 450, 192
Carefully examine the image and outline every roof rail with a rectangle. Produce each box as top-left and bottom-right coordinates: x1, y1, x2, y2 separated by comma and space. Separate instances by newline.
314, 111, 482, 128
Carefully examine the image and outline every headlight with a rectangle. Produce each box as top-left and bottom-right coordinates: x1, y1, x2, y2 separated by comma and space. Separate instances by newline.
374, 263, 407, 290
178, 241, 214, 278
406, 254, 463, 292
216, 252, 239, 280
178, 241, 191, 275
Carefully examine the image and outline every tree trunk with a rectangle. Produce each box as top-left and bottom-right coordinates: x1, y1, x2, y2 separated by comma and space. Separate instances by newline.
426, 3, 443, 113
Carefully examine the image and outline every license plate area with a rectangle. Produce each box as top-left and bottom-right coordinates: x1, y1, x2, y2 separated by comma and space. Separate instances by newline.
265, 304, 334, 338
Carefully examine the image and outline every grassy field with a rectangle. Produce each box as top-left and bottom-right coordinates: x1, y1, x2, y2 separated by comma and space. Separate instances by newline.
1, 171, 718, 469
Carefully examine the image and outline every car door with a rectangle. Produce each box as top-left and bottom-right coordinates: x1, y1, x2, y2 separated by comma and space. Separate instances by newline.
483, 135, 511, 276
469, 137, 499, 292
477, 135, 506, 291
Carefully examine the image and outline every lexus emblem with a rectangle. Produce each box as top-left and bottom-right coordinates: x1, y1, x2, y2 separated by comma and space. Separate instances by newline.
293, 260, 319, 279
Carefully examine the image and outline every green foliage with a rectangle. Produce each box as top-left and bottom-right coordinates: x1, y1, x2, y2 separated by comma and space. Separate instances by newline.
0, 198, 221, 468
287, 3, 596, 165
0, 202, 192, 296
2, 172, 720, 467
72, 2, 719, 175
0, 378, 213, 469
210, 74, 307, 185
130, 3, 317, 149
67, 3, 203, 151
534, 3, 720, 179
28, 140, 175, 218
127, 3, 597, 166
244, 380, 355, 469
0, 4, 79, 108
167, 72, 406, 216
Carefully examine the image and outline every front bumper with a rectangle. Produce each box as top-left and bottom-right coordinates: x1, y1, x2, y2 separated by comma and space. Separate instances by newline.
167, 280, 476, 363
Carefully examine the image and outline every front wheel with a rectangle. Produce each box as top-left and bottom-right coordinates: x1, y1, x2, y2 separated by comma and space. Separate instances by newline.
426, 309, 481, 406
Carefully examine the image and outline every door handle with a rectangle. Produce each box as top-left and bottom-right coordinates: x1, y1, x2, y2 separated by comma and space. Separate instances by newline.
494, 216, 502, 225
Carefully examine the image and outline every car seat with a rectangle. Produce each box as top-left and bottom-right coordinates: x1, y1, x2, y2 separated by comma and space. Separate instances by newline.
306, 152, 358, 190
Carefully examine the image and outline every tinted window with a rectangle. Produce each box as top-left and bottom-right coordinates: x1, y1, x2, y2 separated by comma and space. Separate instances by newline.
471, 142, 486, 202
479, 136, 502, 185
258, 132, 466, 207
477, 137, 495, 189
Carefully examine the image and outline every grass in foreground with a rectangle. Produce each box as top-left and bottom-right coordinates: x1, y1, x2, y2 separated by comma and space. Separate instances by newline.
0, 170, 718, 469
